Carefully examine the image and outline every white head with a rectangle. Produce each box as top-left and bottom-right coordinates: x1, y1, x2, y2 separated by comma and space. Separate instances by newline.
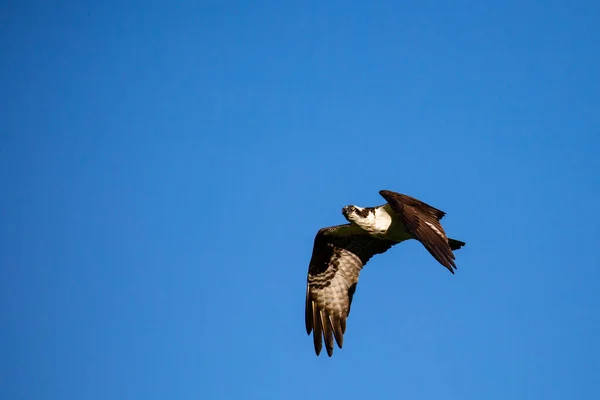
342, 204, 394, 235
341, 205, 371, 224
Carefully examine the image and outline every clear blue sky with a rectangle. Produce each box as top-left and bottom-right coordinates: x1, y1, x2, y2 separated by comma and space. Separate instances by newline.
2, 1, 599, 399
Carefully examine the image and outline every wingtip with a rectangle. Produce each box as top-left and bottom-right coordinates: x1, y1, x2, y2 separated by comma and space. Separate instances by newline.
446, 261, 458, 274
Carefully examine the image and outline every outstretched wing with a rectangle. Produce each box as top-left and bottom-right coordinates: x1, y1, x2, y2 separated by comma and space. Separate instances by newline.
379, 190, 458, 273
305, 224, 396, 357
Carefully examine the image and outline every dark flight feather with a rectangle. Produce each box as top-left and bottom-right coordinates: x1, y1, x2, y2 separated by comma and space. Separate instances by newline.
379, 190, 463, 273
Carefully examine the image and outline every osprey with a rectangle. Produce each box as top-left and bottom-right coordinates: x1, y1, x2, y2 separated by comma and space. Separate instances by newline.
305, 190, 466, 357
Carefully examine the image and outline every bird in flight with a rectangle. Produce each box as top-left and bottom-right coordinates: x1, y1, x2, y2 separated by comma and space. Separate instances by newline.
305, 190, 466, 357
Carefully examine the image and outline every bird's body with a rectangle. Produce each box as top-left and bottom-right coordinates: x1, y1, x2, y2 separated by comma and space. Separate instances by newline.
305, 190, 466, 357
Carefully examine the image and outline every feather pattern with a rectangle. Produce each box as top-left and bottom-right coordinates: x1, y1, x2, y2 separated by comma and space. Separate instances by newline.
305, 224, 395, 356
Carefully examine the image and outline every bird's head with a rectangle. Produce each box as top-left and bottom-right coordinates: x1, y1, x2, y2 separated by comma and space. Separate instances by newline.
342, 205, 364, 223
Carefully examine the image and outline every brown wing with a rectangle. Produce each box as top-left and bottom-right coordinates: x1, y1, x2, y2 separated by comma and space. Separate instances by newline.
305, 224, 396, 357
379, 190, 458, 273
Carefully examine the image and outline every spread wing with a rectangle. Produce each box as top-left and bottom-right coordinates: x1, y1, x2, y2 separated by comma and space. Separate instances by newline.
379, 190, 458, 273
305, 224, 396, 357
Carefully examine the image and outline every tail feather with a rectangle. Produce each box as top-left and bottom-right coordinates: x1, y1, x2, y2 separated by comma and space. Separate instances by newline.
448, 238, 466, 251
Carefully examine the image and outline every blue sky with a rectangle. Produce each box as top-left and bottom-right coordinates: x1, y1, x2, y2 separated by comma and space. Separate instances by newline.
2, 1, 599, 399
